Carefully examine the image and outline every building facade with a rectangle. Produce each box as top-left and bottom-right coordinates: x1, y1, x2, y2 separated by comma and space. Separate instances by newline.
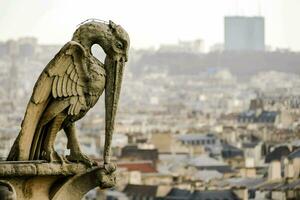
225, 16, 265, 51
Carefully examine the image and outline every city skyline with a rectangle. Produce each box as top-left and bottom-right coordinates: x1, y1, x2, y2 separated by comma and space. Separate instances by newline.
0, 2, 300, 198
0, 0, 300, 51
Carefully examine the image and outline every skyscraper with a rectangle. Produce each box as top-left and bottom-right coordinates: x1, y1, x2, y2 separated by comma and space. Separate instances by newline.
224, 16, 265, 51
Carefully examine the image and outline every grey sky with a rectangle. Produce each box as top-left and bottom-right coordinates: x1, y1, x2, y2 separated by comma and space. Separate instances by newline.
0, 0, 299, 51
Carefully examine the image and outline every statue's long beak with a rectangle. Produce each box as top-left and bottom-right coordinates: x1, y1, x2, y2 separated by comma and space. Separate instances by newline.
103, 55, 125, 164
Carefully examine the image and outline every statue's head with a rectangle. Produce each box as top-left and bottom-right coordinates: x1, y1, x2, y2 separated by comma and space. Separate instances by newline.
72, 19, 130, 62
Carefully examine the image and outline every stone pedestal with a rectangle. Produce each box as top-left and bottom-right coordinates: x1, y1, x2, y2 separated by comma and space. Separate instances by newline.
0, 161, 116, 200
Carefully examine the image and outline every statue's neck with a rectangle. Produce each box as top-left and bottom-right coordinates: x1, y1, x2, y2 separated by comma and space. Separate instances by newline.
74, 38, 93, 55
72, 32, 107, 56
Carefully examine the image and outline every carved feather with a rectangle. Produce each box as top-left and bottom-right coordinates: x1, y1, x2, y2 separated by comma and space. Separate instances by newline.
57, 76, 63, 97
66, 63, 73, 75
68, 104, 73, 115
66, 77, 73, 96
74, 74, 79, 83
52, 76, 58, 98
70, 68, 76, 80
62, 74, 68, 97
79, 96, 86, 106
74, 100, 81, 115
76, 84, 84, 96
68, 97, 77, 115
71, 81, 77, 96
71, 98, 79, 115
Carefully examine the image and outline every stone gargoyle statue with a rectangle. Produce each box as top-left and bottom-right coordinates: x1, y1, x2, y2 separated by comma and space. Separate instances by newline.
7, 20, 130, 167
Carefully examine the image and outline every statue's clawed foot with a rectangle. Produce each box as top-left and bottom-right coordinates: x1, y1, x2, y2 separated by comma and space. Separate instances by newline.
42, 149, 70, 165
104, 163, 116, 174
97, 163, 117, 189
66, 151, 97, 167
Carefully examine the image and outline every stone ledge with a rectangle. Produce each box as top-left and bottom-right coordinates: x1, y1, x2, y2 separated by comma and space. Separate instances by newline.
0, 161, 98, 177
0, 161, 116, 199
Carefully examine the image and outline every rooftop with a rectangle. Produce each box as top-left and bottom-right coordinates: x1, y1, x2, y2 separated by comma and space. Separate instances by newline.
163, 188, 241, 200
288, 148, 300, 160
238, 110, 278, 123
177, 133, 216, 142
118, 161, 157, 173
218, 177, 266, 189
123, 184, 157, 197
257, 179, 300, 191
189, 154, 226, 167
190, 190, 240, 200
265, 146, 291, 163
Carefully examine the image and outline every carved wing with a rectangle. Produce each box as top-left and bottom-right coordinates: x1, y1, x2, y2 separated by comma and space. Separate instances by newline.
7, 41, 90, 161
31, 41, 89, 115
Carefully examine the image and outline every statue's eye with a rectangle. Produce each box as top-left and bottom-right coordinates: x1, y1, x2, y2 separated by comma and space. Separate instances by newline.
116, 41, 123, 49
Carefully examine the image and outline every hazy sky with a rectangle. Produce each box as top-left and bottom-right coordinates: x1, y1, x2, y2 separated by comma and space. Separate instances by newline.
0, 0, 300, 51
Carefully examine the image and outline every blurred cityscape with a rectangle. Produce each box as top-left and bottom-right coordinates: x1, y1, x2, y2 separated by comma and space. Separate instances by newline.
0, 16, 300, 200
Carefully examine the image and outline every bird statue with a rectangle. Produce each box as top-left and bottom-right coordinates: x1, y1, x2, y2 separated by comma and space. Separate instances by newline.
7, 20, 130, 167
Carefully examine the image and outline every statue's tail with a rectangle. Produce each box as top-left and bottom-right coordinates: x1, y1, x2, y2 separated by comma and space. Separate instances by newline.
6, 135, 21, 160
7, 71, 54, 161
7, 101, 49, 161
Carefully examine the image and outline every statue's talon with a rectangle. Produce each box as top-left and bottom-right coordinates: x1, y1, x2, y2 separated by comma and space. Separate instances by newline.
42, 149, 71, 166
103, 163, 116, 174
66, 152, 97, 167
97, 164, 117, 189
42, 149, 59, 163
58, 154, 72, 165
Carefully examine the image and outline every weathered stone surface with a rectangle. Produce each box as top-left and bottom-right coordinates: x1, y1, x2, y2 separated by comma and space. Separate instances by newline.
7, 20, 130, 168
0, 162, 116, 200
0, 161, 90, 177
